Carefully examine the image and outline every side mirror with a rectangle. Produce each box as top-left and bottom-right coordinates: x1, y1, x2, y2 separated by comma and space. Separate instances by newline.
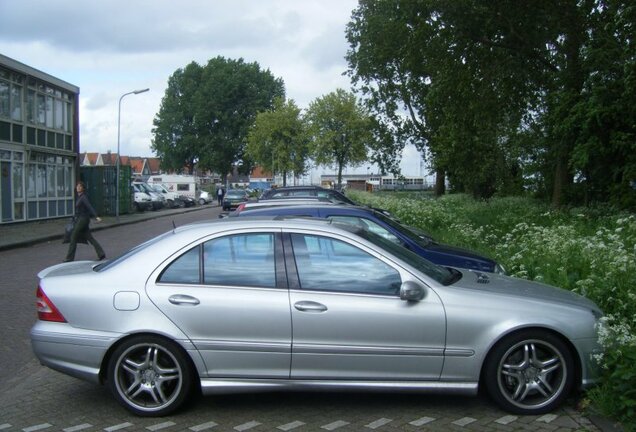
399, 281, 426, 302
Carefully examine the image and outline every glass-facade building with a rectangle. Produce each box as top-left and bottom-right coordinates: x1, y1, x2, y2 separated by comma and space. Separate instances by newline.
0, 54, 79, 224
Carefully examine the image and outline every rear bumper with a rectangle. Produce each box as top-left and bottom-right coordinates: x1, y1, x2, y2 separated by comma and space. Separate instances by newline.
30, 321, 121, 384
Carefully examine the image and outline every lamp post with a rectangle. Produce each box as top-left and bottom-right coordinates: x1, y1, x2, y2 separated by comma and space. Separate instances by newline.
116, 88, 149, 222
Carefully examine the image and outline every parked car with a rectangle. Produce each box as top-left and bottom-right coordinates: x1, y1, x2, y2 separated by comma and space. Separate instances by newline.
181, 194, 196, 207
222, 189, 249, 211
31, 217, 602, 417
260, 185, 355, 205
134, 182, 165, 211
232, 196, 335, 213
151, 184, 184, 208
234, 204, 505, 274
131, 184, 152, 212
198, 190, 212, 205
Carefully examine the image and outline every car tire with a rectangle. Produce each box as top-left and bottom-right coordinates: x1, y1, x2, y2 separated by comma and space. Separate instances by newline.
166, 199, 174, 208
483, 330, 575, 415
199, 198, 206, 205
107, 335, 195, 417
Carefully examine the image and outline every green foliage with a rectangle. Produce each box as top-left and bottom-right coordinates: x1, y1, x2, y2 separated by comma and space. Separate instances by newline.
152, 57, 285, 176
246, 98, 309, 186
346, 0, 636, 209
306, 89, 372, 187
348, 190, 636, 427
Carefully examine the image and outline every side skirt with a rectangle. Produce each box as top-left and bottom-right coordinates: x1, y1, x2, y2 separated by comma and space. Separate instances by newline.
200, 379, 478, 396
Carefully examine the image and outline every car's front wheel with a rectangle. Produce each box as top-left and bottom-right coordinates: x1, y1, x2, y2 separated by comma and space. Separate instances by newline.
483, 330, 575, 415
107, 335, 194, 416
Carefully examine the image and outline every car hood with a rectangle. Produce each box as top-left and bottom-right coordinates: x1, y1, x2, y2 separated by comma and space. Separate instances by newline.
38, 261, 98, 278
424, 243, 496, 271
453, 269, 600, 312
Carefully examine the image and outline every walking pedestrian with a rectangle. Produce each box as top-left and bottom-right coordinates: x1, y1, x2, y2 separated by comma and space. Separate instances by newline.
64, 181, 106, 262
217, 186, 225, 205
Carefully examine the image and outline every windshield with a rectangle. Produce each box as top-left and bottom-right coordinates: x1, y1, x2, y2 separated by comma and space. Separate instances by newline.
352, 226, 455, 285
373, 211, 431, 247
227, 190, 246, 197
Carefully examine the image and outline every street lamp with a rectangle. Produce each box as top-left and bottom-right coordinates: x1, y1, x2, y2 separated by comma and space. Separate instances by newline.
116, 88, 149, 222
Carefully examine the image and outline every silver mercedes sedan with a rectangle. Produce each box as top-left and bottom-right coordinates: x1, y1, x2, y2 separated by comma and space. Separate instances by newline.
31, 217, 602, 417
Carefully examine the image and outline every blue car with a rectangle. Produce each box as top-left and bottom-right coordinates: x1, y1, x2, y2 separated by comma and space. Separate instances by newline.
233, 204, 505, 274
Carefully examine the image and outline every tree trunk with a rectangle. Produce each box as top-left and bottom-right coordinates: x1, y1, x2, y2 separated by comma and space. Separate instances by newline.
434, 168, 446, 196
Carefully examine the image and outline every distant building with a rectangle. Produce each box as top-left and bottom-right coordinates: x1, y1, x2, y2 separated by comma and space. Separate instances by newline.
320, 174, 430, 191
0, 54, 80, 224
249, 166, 274, 190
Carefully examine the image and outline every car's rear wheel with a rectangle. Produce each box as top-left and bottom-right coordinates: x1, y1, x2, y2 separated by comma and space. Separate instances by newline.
199, 198, 206, 205
107, 335, 194, 416
483, 330, 574, 415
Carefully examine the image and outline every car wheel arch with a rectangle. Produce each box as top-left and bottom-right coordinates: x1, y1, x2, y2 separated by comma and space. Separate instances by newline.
479, 326, 582, 384
479, 326, 582, 413
98, 332, 201, 388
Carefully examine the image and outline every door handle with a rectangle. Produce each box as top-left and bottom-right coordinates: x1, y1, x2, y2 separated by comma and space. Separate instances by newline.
294, 301, 328, 313
168, 295, 200, 306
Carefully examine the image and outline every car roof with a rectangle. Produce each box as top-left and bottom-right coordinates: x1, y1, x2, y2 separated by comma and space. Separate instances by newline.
237, 204, 374, 216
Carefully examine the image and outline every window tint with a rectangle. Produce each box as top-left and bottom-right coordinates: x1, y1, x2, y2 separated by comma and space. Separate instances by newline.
158, 233, 277, 287
159, 246, 200, 284
291, 233, 401, 295
203, 233, 276, 288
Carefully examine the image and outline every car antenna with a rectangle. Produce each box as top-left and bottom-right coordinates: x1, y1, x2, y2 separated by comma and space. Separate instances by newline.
172, 220, 176, 231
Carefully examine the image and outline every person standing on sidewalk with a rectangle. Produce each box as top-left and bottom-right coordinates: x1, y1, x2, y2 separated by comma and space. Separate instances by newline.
217, 186, 225, 206
64, 181, 105, 262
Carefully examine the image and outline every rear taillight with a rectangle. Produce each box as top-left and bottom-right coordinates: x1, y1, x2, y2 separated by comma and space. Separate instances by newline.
235, 203, 246, 213
36, 285, 67, 322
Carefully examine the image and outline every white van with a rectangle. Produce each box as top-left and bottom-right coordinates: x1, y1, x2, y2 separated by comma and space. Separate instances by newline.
148, 175, 200, 201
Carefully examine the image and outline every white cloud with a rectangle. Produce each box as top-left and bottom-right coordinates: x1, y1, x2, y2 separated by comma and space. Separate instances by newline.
0, 0, 421, 176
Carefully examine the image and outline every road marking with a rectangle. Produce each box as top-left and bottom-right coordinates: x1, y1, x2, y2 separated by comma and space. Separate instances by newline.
409, 417, 435, 426
277, 421, 306, 431
104, 423, 134, 431
64, 424, 93, 432
495, 415, 518, 425
234, 421, 261, 431
189, 421, 218, 431
366, 418, 392, 429
23, 424, 52, 432
147, 422, 176, 431
321, 421, 350, 430
537, 414, 558, 423
452, 417, 477, 427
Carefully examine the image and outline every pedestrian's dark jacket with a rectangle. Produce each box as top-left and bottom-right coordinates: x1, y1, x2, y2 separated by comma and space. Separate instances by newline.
75, 193, 98, 220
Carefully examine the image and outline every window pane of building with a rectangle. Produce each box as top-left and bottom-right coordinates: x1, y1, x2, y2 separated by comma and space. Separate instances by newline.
54, 98, 63, 129
37, 164, 47, 197
11, 84, 22, 121
47, 164, 56, 197
13, 162, 23, 199
57, 165, 65, 197
45, 96, 53, 127
27, 90, 36, 124
37, 94, 46, 125
0, 80, 9, 118
27, 164, 36, 198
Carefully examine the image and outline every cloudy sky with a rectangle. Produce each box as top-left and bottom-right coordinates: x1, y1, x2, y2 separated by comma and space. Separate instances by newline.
0, 0, 424, 177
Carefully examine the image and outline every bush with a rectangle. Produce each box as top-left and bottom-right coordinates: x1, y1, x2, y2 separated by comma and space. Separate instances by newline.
348, 191, 636, 429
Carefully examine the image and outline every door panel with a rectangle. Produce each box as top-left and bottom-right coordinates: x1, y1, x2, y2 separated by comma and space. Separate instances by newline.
148, 232, 292, 378
286, 232, 446, 380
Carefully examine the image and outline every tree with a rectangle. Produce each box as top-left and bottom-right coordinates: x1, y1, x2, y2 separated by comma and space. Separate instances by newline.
152, 56, 285, 177
246, 98, 310, 186
305, 89, 372, 188
151, 62, 202, 174
346, 1, 539, 199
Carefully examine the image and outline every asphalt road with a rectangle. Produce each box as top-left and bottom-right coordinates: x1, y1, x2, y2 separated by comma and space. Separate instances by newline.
0, 207, 603, 431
